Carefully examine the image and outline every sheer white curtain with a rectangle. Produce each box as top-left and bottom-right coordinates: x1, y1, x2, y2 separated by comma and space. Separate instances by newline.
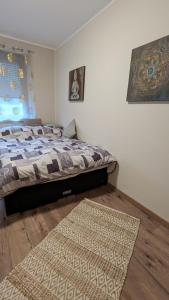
0, 48, 36, 121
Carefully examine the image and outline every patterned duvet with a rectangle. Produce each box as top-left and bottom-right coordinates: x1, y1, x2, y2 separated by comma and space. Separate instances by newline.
0, 132, 115, 197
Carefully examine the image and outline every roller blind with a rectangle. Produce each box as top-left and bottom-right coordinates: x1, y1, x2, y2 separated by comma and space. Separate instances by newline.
0, 50, 36, 121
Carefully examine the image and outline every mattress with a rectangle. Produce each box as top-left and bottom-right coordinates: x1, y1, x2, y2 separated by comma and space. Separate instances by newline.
0, 132, 116, 197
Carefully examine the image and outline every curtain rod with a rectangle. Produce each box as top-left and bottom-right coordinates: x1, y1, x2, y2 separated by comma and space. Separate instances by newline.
0, 43, 34, 54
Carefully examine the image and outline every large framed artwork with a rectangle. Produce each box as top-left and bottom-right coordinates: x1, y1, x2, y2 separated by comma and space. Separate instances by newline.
127, 35, 169, 102
69, 66, 85, 101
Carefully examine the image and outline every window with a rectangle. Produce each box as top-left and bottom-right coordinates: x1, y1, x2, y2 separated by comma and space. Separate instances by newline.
0, 49, 36, 121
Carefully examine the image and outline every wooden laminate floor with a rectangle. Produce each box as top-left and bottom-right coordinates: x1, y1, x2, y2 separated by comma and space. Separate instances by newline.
0, 185, 169, 299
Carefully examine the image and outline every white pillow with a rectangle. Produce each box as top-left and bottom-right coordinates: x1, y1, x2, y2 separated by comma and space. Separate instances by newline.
63, 119, 76, 138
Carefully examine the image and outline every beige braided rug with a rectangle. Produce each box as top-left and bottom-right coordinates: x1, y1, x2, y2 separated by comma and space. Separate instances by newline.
0, 199, 140, 300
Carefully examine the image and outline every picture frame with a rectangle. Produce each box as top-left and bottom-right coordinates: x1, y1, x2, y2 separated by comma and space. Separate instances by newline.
69, 66, 85, 101
127, 35, 169, 102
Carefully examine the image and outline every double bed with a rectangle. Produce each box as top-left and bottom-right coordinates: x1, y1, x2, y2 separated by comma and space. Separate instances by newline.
0, 121, 117, 215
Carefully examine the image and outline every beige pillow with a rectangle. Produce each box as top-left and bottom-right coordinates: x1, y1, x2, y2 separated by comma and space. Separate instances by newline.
63, 119, 77, 138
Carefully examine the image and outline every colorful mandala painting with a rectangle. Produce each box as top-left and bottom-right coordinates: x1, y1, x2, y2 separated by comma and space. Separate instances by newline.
127, 35, 169, 102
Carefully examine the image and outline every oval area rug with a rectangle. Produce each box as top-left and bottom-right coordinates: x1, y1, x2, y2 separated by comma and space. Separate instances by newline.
0, 198, 140, 300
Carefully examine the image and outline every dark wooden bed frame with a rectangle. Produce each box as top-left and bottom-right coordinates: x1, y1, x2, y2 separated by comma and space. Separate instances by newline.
4, 167, 108, 215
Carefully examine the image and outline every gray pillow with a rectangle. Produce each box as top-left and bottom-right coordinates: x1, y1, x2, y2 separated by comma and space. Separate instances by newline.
63, 119, 77, 138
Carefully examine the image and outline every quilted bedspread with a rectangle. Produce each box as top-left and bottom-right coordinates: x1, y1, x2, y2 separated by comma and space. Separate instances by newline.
0, 135, 115, 197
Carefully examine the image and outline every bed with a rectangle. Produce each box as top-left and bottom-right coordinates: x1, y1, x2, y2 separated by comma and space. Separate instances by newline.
0, 122, 117, 215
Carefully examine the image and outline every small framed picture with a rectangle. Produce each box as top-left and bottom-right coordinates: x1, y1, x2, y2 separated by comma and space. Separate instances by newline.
69, 66, 85, 101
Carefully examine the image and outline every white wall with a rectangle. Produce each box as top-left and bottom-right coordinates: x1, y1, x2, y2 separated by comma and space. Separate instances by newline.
0, 35, 55, 123
55, 0, 169, 222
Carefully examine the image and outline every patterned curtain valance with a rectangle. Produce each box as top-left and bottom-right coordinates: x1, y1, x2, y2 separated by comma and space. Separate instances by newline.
0, 48, 36, 121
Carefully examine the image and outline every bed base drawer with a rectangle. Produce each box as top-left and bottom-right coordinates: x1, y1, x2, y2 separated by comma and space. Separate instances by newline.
4, 168, 108, 215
